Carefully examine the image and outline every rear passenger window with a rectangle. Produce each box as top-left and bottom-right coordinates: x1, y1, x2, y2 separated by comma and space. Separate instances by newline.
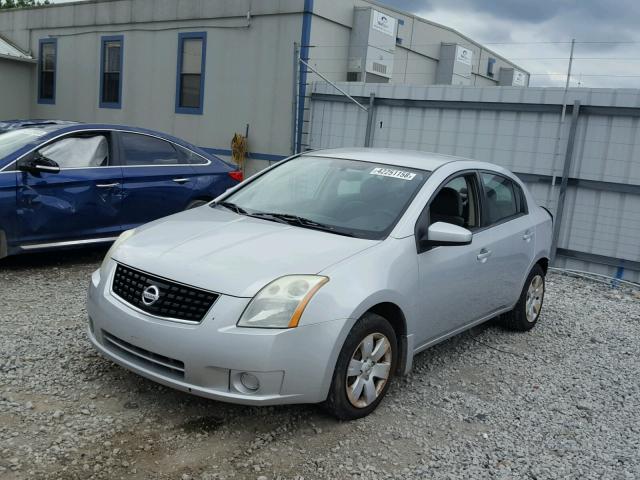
120, 133, 179, 166
481, 173, 522, 225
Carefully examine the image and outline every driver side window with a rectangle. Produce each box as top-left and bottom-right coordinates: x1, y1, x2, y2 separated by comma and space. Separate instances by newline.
38, 134, 110, 169
429, 174, 479, 230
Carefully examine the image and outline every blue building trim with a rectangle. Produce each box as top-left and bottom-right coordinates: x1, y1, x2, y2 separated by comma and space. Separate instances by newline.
296, 0, 313, 153
37, 37, 57, 105
99, 35, 124, 109
201, 147, 287, 162
175, 31, 207, 115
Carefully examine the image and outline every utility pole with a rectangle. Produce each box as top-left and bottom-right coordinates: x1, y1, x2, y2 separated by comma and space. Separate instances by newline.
560, 38, 576, 122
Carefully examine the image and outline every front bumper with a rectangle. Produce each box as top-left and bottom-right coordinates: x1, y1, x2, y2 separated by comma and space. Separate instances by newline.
87, 262, 350, 406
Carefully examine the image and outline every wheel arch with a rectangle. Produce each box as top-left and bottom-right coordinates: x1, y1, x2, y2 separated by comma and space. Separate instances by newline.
190, 195, 214, 203
536, 256, 549, 275
363, 301, 410, 376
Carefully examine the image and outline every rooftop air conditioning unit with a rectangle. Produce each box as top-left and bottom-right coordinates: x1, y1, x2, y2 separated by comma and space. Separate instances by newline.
348, 7, 397, 83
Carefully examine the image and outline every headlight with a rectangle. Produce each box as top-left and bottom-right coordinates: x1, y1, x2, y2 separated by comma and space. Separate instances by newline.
100, 229, 136, 275
237, 275, 329, 329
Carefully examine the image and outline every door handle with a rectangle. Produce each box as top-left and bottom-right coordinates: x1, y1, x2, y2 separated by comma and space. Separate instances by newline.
172, 178, 190, 184
476, 249, 492, 263
96, 183, 120, 188
523, 231, 534, 242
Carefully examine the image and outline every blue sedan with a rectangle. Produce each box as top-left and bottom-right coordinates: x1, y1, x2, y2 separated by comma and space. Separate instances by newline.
0, 121, 242, 259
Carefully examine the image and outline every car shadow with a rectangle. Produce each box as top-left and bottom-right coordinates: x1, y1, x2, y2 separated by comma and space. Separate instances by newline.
0, 246, 107, 270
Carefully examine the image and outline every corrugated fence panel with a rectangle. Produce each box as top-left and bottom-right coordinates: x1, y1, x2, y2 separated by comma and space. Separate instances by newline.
308, 83, 640, 283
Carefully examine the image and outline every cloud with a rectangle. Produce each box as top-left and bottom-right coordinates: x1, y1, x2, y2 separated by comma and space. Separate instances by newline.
381, 0, 640, 88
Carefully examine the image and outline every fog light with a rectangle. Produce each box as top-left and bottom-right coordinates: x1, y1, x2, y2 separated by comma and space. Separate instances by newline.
240, 372, 260, 391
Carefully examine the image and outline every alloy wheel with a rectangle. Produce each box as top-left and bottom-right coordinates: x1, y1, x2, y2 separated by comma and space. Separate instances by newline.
346, 333, 392, 408
526, 274, 544, 322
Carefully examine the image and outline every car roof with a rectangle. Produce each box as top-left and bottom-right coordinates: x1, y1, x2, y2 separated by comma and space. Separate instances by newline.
307, 148, 467, 172
0, 121, 236, 170
0, 119, 77, 131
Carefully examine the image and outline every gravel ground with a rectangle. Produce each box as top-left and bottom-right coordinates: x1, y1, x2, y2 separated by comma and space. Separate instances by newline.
1, 250, 639, 480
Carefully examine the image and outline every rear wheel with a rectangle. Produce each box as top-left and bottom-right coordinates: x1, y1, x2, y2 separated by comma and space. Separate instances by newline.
502, 264, 545, 331
324, 313, 397, 420
185, 199, 209, 210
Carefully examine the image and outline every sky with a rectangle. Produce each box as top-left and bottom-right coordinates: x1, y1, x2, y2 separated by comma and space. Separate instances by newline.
46, 0, 639, 88
383, 0, 640, 88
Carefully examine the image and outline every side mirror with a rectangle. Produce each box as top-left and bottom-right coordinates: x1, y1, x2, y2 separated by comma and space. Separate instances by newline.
422, 221, 472, 248
19, 152, 61, 174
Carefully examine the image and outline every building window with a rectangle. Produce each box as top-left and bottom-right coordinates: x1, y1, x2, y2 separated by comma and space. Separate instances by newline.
175, 32, 207, 114
487, 57, 496, 78
100, 35, 123, 108
38, 38, 57, 104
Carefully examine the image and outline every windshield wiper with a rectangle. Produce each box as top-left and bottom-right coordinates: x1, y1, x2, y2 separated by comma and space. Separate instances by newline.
249, 212, 355, 237
215, 201, 248, 215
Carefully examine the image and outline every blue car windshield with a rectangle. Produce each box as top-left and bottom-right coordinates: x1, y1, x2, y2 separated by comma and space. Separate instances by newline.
220, 155, 429, 239
0, 128, 49, 159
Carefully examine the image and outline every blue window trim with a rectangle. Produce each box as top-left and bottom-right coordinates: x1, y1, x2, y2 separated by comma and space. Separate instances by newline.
175, 31, 207, 115
37, 37, 57, 105
99, 35, 124, 109
296, 0, 313, 153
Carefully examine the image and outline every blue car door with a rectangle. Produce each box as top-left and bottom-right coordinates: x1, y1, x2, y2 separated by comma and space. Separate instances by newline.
116, 131, 196, 230
15, 132, 124, 246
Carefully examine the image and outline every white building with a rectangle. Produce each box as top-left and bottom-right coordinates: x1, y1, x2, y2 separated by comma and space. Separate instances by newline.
0, 0, 529, 173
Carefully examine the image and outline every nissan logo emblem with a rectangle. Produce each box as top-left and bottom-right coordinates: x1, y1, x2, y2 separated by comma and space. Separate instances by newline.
142, 285, 160, 306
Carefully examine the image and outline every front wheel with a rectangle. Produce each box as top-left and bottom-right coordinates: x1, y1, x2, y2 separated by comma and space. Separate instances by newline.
324, 313, 397, 420
502, 264, 545, 331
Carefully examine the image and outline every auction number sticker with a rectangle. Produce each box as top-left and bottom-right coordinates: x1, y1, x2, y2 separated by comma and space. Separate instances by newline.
370, 167, 416, 181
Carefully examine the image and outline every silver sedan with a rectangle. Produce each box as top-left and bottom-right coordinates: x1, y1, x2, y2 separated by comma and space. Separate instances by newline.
87, 148, 552, 420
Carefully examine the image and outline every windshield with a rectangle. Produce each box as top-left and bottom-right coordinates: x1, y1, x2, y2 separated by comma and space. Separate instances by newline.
0, 128, 48, 160
220, 156, 429, 239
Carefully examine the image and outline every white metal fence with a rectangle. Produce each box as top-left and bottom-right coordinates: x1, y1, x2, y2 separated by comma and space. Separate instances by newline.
307, 83, 640, 283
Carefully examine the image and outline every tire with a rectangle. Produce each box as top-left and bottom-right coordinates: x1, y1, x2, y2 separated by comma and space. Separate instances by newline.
324, 313, 397, 420
185, 199, 209, 210
0, 230, 9, 259
0, 229, 7, 260
501, 264, 545, 332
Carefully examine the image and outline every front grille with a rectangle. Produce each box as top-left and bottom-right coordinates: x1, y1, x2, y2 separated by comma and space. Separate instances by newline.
112, 263, 219, 323
102, 330, 185, 379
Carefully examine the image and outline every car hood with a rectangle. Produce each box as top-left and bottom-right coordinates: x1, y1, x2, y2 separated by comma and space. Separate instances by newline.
113, 206, 379, 297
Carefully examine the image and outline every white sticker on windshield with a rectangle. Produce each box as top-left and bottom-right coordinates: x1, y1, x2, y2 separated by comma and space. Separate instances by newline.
370, 167, 416, 181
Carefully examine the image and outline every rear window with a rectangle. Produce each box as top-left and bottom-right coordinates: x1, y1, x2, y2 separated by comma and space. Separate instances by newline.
176, 144, 208, 165
481, 173, 524, 225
